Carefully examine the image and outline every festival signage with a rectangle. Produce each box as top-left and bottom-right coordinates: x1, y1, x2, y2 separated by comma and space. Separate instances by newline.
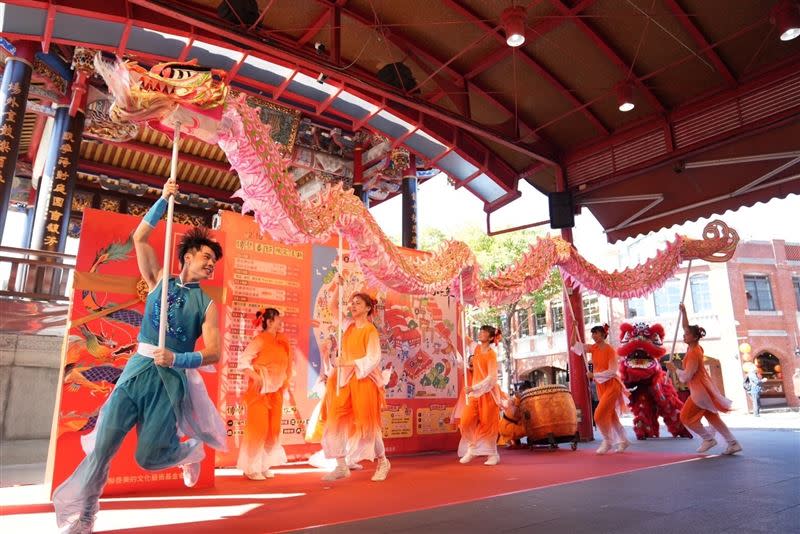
46, 208, 225, 495
216, 212, 461, 466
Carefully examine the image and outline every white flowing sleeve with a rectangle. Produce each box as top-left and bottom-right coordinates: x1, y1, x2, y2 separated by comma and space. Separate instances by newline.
354, 329, 382, 379
593, 369, 617, 384
676, 353, 699, 383
237, 336, 263, 371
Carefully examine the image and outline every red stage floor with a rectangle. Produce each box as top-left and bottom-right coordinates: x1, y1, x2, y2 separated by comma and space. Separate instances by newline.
1, 449, 699, 532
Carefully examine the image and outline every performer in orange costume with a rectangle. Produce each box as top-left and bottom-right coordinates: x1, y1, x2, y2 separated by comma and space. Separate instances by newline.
667, 303, 742, 455
585, 324, 630, 454
321, 293, 391, 482
458, 325, 504, 466
237, 308, 293, 480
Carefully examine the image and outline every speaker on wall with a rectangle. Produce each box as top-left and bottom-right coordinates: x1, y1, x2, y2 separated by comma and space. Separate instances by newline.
548, 191, 575, 229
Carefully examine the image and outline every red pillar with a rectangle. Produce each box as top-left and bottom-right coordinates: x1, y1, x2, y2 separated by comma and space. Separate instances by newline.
557, 169, 594, 441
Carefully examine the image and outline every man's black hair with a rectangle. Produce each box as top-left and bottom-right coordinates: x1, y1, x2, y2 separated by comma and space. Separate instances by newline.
177, 227, 223, 267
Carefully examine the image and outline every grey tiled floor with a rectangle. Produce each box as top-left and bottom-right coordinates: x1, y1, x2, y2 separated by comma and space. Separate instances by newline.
311, 429, 800, 534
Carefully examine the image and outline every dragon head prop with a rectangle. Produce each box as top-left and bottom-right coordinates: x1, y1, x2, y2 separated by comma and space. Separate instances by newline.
93, 54, 229, 142
618, 322, 666, 381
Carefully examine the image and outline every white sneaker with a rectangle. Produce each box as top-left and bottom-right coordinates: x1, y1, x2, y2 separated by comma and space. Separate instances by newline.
459, 452, 475, 464
182, 462, 201, 487
245, 472, 266, 480
615, 439, 631, 453
596, 440, 612, 455
722, 441, 743, 455
371, 458, 391, 481
65, 517, 95, 534
321, 464, 350, 481
696, 438, 718, 453
484, 454, 499, 466
263, 469, 275, 478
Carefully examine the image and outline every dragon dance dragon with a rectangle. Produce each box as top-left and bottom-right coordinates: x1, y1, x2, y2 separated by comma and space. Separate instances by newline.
93, 56, 740, 305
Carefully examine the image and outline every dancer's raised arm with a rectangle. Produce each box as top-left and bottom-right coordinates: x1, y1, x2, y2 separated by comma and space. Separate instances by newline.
133, 179, 178, 290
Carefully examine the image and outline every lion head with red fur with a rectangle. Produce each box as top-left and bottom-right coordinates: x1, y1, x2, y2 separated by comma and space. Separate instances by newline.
618, 322, 667, 383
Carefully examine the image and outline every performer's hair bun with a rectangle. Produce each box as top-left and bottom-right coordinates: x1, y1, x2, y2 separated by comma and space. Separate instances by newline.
590, 324, 609, 338
688, 324, 706, 339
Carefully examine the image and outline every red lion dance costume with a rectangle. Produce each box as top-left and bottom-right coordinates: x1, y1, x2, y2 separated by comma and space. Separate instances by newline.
618, 322, 692, 440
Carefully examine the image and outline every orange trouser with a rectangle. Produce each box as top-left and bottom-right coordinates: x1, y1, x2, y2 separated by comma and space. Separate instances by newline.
322, 372, 384, 458
241, 390, 283, 457
459, 393, 499, 448
680, 397, 735, 441
594, 380, 625, 441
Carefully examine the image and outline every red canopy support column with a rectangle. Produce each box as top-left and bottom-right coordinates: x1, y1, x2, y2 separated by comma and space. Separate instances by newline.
557, 169, 594, 441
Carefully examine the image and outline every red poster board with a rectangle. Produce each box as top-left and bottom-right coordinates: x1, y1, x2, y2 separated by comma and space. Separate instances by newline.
216, 212, 460, 466
46, 208, 225, 495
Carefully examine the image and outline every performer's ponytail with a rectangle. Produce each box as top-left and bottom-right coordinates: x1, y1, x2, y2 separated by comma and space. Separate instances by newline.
254, 307, 281, 330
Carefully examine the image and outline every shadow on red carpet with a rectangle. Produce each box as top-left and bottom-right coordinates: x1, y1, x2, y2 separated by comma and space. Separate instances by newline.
3, 449, 698, 532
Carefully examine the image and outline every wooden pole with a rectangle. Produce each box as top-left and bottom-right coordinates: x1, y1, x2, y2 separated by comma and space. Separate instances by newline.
158, 122, 180, 349
336, 231, 343, 396
459, 274, 469, 405
668, 260, 693, 362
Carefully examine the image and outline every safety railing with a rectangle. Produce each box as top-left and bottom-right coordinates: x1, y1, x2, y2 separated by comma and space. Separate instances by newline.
0, 246, 76, 302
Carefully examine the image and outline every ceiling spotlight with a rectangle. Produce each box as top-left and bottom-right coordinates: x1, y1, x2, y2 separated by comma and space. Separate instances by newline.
771, 0, 800, 41
314, 42, 327, 55
316, 72, 328, 84
501, 6, 526, 47
616, 82, 635, 112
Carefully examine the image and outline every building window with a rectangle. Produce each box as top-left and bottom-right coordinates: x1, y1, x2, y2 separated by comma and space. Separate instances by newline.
517, 308, 530, 337
533, 310, 546, 335
744, 275, 775, 311
551, 302, 564, 332
654, 279, 681, 316
626, 297, 647, 318
583, 296, 600, 325
690, 274, 712, 313
793, 277, 800, 310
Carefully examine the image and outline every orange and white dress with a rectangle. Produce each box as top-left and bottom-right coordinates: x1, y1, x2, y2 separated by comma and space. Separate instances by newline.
678, 344, 732, 419
321, 322, 386, 463
237, 331, 293, 474
457, 344, 504, 457
587, 343, 628, 438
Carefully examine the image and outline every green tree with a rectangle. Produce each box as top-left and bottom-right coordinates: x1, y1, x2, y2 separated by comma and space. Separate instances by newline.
419, 227, 562, 391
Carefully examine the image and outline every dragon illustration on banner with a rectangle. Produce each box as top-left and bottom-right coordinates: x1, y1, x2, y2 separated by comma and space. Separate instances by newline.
94, 57, 739, 305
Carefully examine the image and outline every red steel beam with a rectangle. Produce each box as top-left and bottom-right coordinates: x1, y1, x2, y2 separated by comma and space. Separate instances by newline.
549, 0, 665, 113
662, 0, 736, 85
442, 0, 609, 135
463, 0, 599, 80
298, 8, 333, 46
120, 0, 556, 164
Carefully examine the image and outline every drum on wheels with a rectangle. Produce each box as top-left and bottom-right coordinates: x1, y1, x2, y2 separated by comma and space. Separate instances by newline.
519, 384, 579, 450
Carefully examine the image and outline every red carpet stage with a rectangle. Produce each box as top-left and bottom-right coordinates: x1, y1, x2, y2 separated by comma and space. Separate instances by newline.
1, 450, 698, 532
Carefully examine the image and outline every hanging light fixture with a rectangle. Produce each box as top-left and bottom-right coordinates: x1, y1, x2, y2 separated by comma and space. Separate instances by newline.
501, 6, 527, 47
771, 0, 800, 41
616, 82, 635, 112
